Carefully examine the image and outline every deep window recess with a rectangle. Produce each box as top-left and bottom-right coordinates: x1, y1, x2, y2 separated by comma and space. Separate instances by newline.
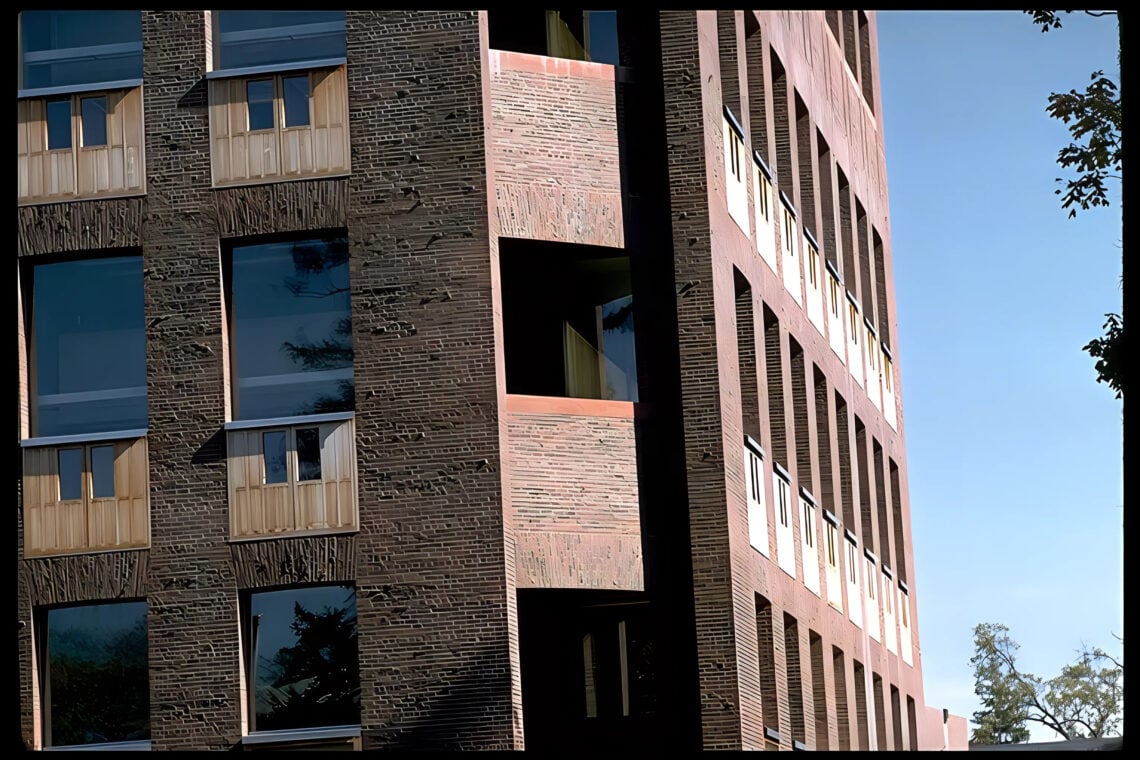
39, 600, 150, 748
29, 254, 147, 438
486, 10, 619, 65
213, 11, 346, 72
19, 11, 143, 92
244, 584, 360, 733
501, 239, 638, 402
227, 234, 353, 420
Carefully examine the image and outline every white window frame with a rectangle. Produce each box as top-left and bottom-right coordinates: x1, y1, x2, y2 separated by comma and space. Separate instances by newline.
745, 436, 769, 558
774, 464, 796, 578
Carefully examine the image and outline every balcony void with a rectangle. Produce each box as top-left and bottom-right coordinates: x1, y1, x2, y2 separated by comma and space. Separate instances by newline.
488, 10, 624, 248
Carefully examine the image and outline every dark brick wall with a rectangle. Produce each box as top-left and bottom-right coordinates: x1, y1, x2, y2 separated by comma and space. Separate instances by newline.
214, 178, 348, 239
343, 11, 517, 749
230, 534, 357, 589
139, 10, 236, 750
18, 197, 145, 256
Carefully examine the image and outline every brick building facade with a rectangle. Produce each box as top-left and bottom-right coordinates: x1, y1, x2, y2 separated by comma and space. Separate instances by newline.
17, 10, 956, 751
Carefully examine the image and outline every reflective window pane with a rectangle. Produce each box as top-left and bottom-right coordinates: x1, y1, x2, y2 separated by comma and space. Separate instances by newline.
58, 448, 83, 501
44, 601, 149, 747
216, 11, 346, 71
586, 11, 619, 65
91, 445, 115, 499
47, 99, 71, 151
230, 236, 353, 420
263, 431, 287, 484
20, 11, 143, 90
248, 585, 360, 732
81, 96, 108, 147
296, 427, 322, 482
283, 75, 310, 128
33, 256, 147, 438
247, 79, 275, 131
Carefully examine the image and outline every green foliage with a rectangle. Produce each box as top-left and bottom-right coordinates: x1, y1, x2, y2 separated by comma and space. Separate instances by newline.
970, 623, 1033, 744
970, 623, 1123, 744
1083, 313, 1124, 398
1025, 10, 1123, 400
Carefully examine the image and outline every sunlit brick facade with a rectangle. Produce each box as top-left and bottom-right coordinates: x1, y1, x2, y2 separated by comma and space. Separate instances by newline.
17, 10, 954, 751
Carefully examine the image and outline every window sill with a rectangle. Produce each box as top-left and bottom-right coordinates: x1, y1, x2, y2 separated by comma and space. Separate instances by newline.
18, 188, 148, 208
227, 526, 359, 544
207, 58, 346, 81
18, 78, 143, 100
21, 428, 148, 449
211, 171, 352, 190
225, 411, 353, 432
243, 724, 360, 746
43, 740, 151, 751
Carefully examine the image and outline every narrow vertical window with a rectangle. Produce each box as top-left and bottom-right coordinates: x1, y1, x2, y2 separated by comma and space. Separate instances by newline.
247, 79, 275, 131
90, 445, 116, 499
46, 98, 72, 150
81, 96, 108, 147
263, 431, 287, 484
296, 427, 322, 482
582, 632, 598, 718
58, 448, 83, 500
282, 74, 311, 128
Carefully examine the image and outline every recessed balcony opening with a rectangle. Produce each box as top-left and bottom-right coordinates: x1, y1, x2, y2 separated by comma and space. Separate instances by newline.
500, 238, 638, 403
488, 9, 619, 65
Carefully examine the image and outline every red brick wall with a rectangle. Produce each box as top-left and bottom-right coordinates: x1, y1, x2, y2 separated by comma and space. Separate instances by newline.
487, 50, 623, 248
505, 399, 643, 590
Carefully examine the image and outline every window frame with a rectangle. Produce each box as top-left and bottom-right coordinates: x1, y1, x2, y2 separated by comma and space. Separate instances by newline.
36, 599, 151, 750
22, 253, 149, 445
240, 583, 361, 740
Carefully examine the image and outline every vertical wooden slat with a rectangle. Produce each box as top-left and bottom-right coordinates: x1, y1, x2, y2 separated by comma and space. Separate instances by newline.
121, 87, 143, 191
128, 437, 149, 546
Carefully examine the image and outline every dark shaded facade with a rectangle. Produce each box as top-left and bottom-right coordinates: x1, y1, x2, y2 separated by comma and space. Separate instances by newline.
18, 10, 930, 751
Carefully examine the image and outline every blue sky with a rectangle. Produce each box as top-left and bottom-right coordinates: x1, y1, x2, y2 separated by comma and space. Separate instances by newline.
876, 11, 1123, 741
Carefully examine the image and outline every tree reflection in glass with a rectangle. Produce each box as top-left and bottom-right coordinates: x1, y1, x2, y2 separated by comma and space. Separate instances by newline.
44, 601, 149, 747
249, 584, 360, 732
230, 235, 353, 420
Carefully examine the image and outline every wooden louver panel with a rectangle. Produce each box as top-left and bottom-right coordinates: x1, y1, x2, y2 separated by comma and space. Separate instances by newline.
17, 87, 144, 205
228, 418, 357, 540
210, 65, 350, 187
22, 437, 149, 557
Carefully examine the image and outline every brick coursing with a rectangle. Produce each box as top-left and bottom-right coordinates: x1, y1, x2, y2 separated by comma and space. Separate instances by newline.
214, 178, 349, 240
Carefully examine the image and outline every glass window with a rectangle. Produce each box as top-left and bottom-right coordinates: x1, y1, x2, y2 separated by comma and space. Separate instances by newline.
585, 11, 619, 65
81, 96, 108, 147
246, 585, 360, 732
215, 11, 346, 71
41, 600, 149, 748
229, 236, 353, 420
296, 427, 322, 482
31, 255, 147, 438
46, 99, 71, 150
247, 79, 275, 131
282, 75, 310, 128
90, 445, 115, 499
20, 11, 143, 91
263, 431, 288, 484
58, 448, 83, 500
